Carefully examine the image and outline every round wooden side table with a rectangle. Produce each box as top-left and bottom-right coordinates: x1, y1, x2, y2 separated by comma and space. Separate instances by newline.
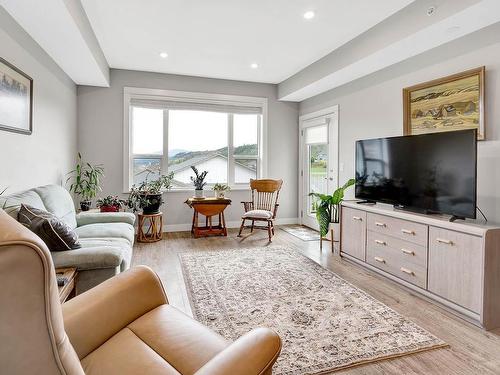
137, 212, 163, 243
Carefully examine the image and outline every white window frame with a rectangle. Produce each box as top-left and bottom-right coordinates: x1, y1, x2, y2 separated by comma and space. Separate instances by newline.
123, 87, 268, 192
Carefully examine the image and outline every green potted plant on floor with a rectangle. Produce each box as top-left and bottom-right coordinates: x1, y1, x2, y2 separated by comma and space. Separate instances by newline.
213, 183, 230, 198
126, 171, 174, 214
96, 195, 124, 212
190, 166, 208, 199
309, 178, 355, 242
67, 153, 104, 211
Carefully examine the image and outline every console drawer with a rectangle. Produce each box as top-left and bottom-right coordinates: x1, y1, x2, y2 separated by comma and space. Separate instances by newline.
367, 231, 427, 288
367, 231, 427, 269
367, 213, 428, 246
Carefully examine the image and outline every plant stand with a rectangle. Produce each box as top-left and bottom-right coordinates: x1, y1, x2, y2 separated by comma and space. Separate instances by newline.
138, 212, 163, 243
319, 227, 335, 253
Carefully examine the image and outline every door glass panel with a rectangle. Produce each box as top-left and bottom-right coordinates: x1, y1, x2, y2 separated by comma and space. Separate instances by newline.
308, 143, 328, 213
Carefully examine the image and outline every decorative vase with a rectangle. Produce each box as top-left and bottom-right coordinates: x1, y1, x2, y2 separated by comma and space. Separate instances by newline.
80, 200, 91, 211
326, 222, 340, 242
215, 190, 225, 199
141, 193, 162, 214
100, 205, 120, 213
194, 189, 204, 199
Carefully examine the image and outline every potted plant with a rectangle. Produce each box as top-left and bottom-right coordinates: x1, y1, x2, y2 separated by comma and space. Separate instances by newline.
190, 166, 208, 199
67, 153, 104, 211
126, 171, 174, 214
96, 195, 124, 212
309, 179, 355, 242
213, 183, 230, 198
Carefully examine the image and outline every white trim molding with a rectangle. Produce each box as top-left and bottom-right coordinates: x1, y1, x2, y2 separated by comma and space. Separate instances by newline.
123, 87, 269, 193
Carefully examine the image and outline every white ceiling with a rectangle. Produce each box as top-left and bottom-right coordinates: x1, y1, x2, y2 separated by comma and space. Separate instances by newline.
81, 0, 414, 83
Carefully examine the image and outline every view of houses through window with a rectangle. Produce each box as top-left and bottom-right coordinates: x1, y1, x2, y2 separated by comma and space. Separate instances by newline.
131, 106, 260, 188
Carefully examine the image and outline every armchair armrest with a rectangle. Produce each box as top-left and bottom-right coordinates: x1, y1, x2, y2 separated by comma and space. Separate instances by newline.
272, 203, 280, 219
194, 328, 281, 375
241, 201, 254, 212
76, 211, 136, 227
62, 266, 167, 359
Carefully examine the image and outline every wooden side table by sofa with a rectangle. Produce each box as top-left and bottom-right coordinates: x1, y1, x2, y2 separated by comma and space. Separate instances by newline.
56, 267, 77, 303
185, 197, 231, 238
138, 212, 163, 243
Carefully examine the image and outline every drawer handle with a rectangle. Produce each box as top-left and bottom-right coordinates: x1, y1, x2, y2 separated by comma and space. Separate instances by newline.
374, 239, 387, 245
401, 229, 415, 235
374, 256, 385, 263
401, 248, 415, 256
375, 222, 386, 227
352, 216, 363, 221
436, 238, 453, 245
400, 267, 415, 276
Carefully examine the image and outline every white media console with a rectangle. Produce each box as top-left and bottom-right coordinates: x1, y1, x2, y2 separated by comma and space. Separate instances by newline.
340, 201, 500, 330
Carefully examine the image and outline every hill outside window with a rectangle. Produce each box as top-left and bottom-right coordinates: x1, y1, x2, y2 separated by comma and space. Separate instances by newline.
123, 88, 267, 192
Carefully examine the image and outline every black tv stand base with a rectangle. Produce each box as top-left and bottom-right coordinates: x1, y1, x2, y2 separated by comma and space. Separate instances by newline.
449, 215, 466, 222
356, 200, 376, 205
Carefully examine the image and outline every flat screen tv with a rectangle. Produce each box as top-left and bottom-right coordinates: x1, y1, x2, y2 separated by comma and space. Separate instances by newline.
355, 129, 477, 219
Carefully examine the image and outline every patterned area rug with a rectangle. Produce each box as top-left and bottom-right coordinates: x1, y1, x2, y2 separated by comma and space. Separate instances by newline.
180, 246, 446, 374
280, 225, 320, 241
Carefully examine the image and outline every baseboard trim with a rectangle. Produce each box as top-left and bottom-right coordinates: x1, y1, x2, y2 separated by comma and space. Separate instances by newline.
163, 217, 299, 233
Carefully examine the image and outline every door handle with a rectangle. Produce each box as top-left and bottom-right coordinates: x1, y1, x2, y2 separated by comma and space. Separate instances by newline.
352, 216, 362, 221
375, 222, 386, 227
374, 239, 387, 245
436, 238, 453, 245
374, 257, 385, 263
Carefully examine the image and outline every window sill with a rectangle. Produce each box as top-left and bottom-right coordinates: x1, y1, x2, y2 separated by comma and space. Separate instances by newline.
122, 186, 251, 194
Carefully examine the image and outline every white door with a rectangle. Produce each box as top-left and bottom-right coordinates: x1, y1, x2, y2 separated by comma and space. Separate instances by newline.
299, 108, 339, 230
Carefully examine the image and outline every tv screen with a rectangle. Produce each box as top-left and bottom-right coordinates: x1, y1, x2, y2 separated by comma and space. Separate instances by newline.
355, 129, 477, 219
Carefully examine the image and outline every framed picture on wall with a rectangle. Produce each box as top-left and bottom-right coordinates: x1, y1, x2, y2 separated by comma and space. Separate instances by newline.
0, 57, 33, 135
403, 66, 485, 140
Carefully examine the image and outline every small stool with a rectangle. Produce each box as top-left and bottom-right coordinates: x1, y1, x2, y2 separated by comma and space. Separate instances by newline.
137, 212, 163, 243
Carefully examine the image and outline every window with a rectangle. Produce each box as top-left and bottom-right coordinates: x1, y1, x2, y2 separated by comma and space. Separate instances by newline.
124, 88, 266, 191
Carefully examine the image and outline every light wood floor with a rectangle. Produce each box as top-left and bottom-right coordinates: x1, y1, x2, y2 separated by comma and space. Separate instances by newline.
132, 226, 500, 375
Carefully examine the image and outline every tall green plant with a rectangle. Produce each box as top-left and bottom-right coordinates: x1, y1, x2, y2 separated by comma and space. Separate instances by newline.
309, 178, 355, 237
67, 153, 104, 201
190, 166, 208, 190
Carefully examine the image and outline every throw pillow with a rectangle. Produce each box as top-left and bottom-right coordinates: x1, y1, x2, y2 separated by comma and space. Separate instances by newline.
18, 204, 81, 251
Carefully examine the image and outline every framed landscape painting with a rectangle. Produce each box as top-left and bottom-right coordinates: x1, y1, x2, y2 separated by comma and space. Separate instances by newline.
403, 67, 485, 140
0, 57, 33, 135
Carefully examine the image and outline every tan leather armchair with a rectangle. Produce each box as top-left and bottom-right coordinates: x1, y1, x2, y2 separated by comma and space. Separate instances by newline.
0, 210, 281, 374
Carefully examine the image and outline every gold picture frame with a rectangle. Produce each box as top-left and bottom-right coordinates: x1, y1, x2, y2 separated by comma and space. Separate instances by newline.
403, 67, 485, 140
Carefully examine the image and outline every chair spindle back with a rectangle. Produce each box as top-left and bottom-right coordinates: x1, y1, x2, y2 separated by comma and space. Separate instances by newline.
250, 179, 283, 212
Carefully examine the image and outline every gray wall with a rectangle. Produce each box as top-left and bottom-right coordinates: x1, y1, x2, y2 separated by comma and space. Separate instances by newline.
0, 7, 77, 193
78, 69, 299, 229
300, 23, 500, 223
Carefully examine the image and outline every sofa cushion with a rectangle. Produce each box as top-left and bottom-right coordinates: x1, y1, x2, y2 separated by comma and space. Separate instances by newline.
34, 185, 77, 229
0, 189, 46, 220
51, 243, 125, 271
75, 223, 135, 246
18, 204, 81, 251
127, 305, 228, 375
79, 237, 132, 271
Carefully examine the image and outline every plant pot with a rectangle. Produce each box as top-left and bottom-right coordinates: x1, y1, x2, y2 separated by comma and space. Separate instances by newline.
325, 222, 340, 242
100, 205, 120, 213
214, 190, 226, 199
141, 193, 162, 214
80, 200, 92, 211
194, 189, 204, 199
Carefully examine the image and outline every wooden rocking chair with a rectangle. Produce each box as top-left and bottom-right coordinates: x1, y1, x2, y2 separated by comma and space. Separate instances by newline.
238, 179, 283, 242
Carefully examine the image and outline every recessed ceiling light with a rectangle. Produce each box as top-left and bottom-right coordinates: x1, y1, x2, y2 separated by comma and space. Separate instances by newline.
159, 52, 168, 58
303, 11, 315, 20
250, 63, 259, 69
